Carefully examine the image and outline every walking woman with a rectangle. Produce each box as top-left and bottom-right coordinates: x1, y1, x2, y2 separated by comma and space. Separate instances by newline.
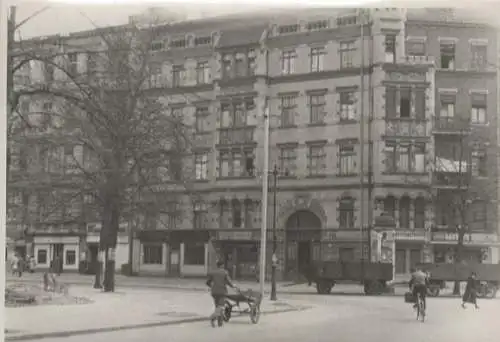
462, 272, 479, 309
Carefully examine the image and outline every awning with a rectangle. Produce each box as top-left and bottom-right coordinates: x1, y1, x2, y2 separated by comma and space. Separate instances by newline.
435, 157, 468, 172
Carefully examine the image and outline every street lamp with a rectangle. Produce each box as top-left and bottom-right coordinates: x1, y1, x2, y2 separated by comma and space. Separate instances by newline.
270, 164, 278, 301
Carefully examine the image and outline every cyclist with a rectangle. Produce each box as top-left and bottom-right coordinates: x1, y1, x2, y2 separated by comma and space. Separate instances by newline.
409, 266, 429, 310
206, 260, 238, 327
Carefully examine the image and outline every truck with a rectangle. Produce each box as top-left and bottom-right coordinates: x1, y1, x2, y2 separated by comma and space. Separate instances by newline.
417, 262, 500, 298
302, 228, 398, 295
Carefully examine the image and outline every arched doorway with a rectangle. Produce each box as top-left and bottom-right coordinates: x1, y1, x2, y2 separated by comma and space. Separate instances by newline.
285, 210, 322, 279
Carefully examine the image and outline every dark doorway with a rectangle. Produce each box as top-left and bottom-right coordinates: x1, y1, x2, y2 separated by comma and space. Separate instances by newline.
88, 244, 99, 274
297, 241, 312, 270
52, 243, 64, 273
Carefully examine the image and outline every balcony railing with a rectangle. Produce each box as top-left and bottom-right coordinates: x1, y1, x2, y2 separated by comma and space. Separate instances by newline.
432, 172, 470, 188
431, 231, 498, 245
385, 118, 426, 137
218, 126, 255, 145
394, 229, 428, 241
398, 55, 435, 66
432, 117, 471, 134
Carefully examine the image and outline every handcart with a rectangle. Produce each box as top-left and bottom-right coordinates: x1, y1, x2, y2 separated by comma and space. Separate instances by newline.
223, 288, 262, 324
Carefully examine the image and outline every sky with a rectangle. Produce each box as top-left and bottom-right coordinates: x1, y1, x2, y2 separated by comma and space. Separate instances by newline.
10, 0, 500, 39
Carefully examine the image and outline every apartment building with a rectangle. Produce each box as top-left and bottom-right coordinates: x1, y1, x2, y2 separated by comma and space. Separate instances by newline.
8, 8, 499, 279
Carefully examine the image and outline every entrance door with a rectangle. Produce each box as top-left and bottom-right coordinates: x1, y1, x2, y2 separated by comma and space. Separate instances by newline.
395, 249, 406, 274
297, 241, 312, 273
88, 244, 99, 274
52, 243, 64, 273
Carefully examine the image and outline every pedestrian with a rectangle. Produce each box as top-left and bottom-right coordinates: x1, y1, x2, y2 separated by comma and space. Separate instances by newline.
17, 256, 24, 277
206, 260, 238, 327
11, 254, 18, 276
462, 272, 479, 309
29, 256, 36, 273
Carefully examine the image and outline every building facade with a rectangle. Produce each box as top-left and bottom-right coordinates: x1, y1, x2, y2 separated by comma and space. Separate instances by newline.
8, 8, 500, 279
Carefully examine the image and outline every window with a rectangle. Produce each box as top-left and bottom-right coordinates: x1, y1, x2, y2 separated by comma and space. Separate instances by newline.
195, 153, 208, 180
307, 144, 326, 176
158, 212, 176, 230
196, 62, 210, 84
339, 42, 355, 68
280, 95, 296, 127
194, 36, 211, 46
184, 242, 205, 265
281, 51, 296, 75
472, 149, 487, 177
172, 65, 184, 87
440, 42, 455, 69
193, 202, 208, 229
414, 198, 426, 229
339, 197, 354, 229
406, 40, 425, 56
65, 250, 76, 265
143, 244, 163, 264
309, 93, 326, 124
471, 93, 487, 124
150, 40, 164, 51
222, 54, 232, 79
67, 53, 78, 74
149, 63, 163, 88
440, 96, 455, 118
235, 53, 246, 77
195, 107, 209, 133
385, 35, 396, 63
278, 24, 299, 34
218, 149, 255, 178
384, 196, 396, 219
310, 47, 325, 72
219, 100, 253, 129
247, 50, 256, 76
170, 39, 187, 48
36, 249, 47, 264
399, 197, 410, 229
470, 44, 487, 69
232, 199, 242, 228
399, 88, 410, 118
384, 142, 426, 173
415, 88, 426, 120
279, 147, 297, 176
338, 142, 356, 175
339, 91, 356, 121
385, 87, 397, 118
307, 20, 328, 31
470, 200, 487, 231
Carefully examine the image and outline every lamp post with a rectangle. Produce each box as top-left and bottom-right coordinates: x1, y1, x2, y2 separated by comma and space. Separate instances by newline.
270, 164, 278, 301
258, 100, 269, 298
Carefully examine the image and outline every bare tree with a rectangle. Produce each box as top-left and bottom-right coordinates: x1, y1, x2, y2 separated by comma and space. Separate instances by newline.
10, 19, 194, 291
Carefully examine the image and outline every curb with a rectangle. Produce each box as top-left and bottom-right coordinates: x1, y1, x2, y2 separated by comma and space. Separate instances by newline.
5, 306, 310, 341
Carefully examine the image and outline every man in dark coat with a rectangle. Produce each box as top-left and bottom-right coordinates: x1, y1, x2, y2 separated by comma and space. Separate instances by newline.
206, 260, 238, 327
462, 272, 479, 309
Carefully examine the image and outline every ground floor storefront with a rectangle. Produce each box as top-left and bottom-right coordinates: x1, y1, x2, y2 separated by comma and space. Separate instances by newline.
33, 234, 84, 273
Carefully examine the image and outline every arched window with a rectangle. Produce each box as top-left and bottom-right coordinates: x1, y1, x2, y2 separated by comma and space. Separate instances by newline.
339, 197, 355, 229
414, 197, 426, 229
399, 196, 410, 229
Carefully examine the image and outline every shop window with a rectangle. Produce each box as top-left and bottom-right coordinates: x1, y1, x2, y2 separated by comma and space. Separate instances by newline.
143, 244, 163, 264
37, 249, 47, 264
339, 248, 354, 262
184, 242, 205, 265
65, 250, 76, 265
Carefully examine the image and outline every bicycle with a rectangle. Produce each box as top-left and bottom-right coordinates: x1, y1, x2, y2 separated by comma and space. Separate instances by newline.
416, 292, 426, 322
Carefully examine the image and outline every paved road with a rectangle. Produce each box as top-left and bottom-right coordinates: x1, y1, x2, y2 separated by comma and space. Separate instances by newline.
34, 295, 500, 342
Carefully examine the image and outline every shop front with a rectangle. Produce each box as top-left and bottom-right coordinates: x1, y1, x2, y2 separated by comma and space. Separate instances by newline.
33, 233, 84, 273
431, 231, 500, 264
171, 230, 212, 277
393, 230, 428, 275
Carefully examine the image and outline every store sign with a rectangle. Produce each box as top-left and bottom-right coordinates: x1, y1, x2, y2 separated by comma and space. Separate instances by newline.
217, 231, 255, 241
336, 231, 365, 240
432, 232, 498, 244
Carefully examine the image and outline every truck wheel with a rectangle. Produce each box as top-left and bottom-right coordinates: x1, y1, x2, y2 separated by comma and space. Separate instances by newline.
427, 287, 440, 297
316, 281, 333, 294
364, 282, 372, 295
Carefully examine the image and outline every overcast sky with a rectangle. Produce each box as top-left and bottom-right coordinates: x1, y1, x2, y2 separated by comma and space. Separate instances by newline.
11, 0, 500, 39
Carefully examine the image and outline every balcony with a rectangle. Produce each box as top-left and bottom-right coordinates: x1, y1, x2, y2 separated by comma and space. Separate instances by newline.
385, 118, 426, 137
217, 126, 255, 146
397, 55, 435, 66
432, 172, 470, 189
432, 117, 471, 135
394, 229, 428, 242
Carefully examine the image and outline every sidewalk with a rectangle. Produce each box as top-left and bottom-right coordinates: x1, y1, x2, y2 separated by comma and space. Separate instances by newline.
5, 286, 311, 341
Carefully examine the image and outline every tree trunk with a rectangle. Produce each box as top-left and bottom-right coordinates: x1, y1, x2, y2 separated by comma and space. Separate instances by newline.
103, 198, 120, 292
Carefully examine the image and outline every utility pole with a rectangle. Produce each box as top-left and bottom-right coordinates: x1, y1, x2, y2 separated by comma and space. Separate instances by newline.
358, 9, 366, 267
270, 164, 278, 301
259, 100, 270, 298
